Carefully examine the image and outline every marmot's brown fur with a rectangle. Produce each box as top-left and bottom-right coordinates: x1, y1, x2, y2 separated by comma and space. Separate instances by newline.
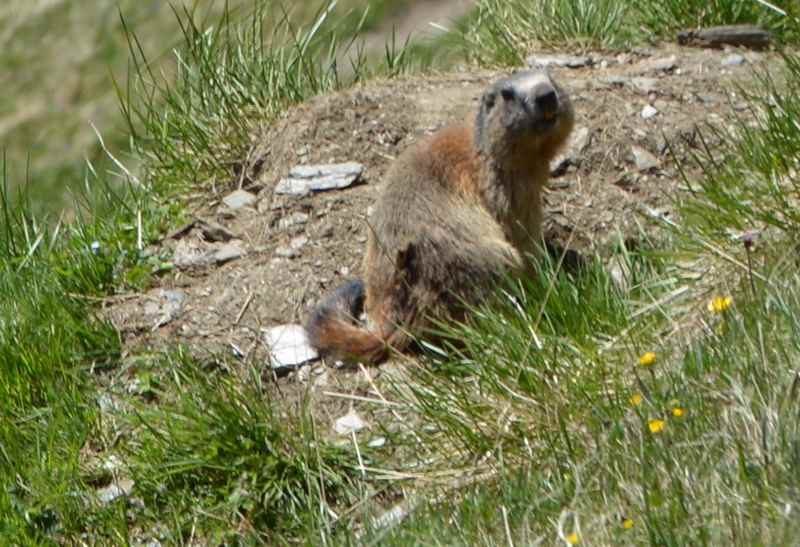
307, 70, 575, 364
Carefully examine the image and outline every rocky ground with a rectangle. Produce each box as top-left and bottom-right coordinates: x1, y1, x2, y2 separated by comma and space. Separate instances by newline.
104, 44, 776, 396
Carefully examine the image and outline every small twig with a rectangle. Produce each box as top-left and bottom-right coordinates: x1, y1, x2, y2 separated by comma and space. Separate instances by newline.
352, 431, 366, 479
322, 391, 403, 407
136, 209, 143, 251
66, 292, 153, 304
358, 363, 423, 446
745, 245, 757, 296
90, 122, 141, 187
235, 293, 254, 326
502, 505, 515, 547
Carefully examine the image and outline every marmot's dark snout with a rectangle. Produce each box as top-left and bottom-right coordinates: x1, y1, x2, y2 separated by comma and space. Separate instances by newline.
533, 82, 558, 117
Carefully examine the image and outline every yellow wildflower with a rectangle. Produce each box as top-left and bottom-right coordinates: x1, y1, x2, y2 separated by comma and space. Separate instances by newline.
623, 518, 634, 530
630, 394, 643, 406
672, 407, 685, 418
639, 352, 657, 367
648, 419, 666, 433
567, 532, 580, 545
707, 296, 733, 313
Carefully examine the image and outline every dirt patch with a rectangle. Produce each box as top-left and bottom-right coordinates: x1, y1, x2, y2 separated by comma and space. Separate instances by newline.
104, 45, 776, 379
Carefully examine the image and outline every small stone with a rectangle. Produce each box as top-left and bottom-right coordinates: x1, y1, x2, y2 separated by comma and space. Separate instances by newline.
198, 220, 236, 242
307, 174, 360, 192
721, 53, 746, 66
630, 77, 659, 95
154, 289, 187, 328
275, 246, 299, 258
641, 105, 658, 119
289, 162, 364, 179
527, 54, 592, 68
102, 455, 124, 472
212, 244, 244, 264
277, 212, 310, 230
290, 236, 308, 251
173, 240, 209, 268
313, 370, 329, 388
274, 178, 312, 197
630, 146, 660, 171
97, 478, 135, 505
296, 365, 312, 383
222, 189, 257, 210
368, 436, 386, 448
696, 94, 716, 105
160, 289, 186, 305
640, 55, 677, 73
334, 410, 368, 435
274, 162, 364, 197
614, 172, 639, 189
264, 324, 319, 369
97, 394, 118, 413
550, 126, 590, 176
600, 76, 629, 87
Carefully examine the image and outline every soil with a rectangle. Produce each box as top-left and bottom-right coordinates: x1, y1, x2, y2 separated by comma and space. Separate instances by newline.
104, 45, 778, 392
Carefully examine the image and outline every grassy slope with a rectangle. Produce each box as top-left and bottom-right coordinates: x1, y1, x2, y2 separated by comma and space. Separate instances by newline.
0, 0, 402, 213
3, 0, 800, 544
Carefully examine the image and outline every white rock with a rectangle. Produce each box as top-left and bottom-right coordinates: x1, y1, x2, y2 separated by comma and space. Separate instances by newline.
97, 478, 135, 504
334, 410, 368, 435
290, 236, 308, 250
275, 162, 365, 197
630, 146, 660, 171
641, 105, 658, 119
274, 178, 312, 197
307, 174, 361, 192
277, 212, 310, 230
275, 246, 299, 258
264, 324, 319, 369
222, 189, 257, 210
527, 54, 592, 68
368, 436, 386, 448
289, 162, 364, 179
641, 55, 677, 73
630, 77, 659, 95
721, 53, 746, 67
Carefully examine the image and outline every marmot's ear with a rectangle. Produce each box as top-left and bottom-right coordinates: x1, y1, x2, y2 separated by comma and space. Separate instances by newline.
483, 91, 496, 110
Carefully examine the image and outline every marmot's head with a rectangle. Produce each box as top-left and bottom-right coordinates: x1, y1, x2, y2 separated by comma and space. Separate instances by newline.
475, 70, 574, 161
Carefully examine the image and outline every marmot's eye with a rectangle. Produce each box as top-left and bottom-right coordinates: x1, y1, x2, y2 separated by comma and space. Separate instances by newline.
484, 91, 496, 109
500, 87, 515, 101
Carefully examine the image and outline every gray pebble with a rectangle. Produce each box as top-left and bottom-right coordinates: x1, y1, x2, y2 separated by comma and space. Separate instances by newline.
97, 479, 135, 505
222, 189, 257, 210
630, 146, 660, 171
526, 54, 592, 69
212, 244, 244, 264
277, 212, 310, 230
721, 53, 746, 67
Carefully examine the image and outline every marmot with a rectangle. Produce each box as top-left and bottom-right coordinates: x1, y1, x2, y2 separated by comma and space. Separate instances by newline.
307, 70, 574, 364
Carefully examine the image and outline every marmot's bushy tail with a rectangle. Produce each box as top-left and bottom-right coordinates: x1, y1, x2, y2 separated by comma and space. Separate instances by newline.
307, 279, 404, 364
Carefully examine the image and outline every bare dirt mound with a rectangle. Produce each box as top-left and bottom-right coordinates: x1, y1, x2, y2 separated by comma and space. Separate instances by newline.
105, 45, 776, 377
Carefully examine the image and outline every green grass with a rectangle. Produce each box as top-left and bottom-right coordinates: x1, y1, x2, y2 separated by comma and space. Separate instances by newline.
4, 0, 800, 543
119, 1, 417, 199
0, 2, 412, 542
458, 0, 798, 66
0, 0, 411, 213
357, 48, 800, 546
121, 353, 361, 543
